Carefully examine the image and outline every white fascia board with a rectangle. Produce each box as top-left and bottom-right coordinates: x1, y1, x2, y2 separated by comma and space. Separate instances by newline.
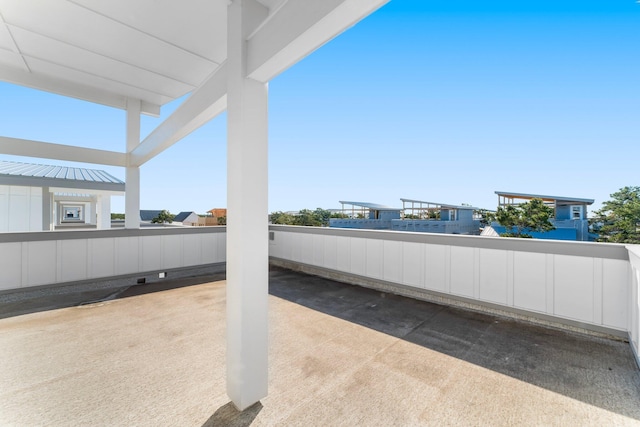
129, 63, 228, 167
247, 0, 389, 82
0, 64, 161, 116
50, 187, 124, 197
0, 136, 127, 167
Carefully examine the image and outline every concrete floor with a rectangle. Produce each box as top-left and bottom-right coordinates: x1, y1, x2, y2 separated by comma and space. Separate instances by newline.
1, 267, 639, 426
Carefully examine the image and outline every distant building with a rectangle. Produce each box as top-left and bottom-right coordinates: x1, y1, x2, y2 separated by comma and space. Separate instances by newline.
203, 208, 227, 226
173, 211, 199, 226
0, 160, 124, 232
485, 191, 595, 241
139, 210, 163, 223
329, 199, 485, 234
391, 198, 482, 235
329, 201, 401, 230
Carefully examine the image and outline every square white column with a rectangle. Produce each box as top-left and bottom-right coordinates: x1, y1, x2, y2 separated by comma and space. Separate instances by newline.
226, 0, 269, 411
125, 99, 141, 229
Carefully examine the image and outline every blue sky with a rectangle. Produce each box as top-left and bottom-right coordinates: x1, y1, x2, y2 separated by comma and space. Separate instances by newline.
1, 0, 639, 215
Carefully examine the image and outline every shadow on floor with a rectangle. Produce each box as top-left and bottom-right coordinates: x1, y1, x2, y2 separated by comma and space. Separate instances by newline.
3, 265, 639, 420
0, 273, 226, 320
268, 266, 640, 421
201, 402, 262, 427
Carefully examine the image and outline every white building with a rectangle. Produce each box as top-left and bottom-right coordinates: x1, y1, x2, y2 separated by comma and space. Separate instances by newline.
0, 160, 124, 231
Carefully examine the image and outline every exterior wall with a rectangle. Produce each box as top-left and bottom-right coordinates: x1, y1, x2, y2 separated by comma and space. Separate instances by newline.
0, 185, 42, 232
0, 227, 226, 291
628, 245, 640, 367
391, 219, 481, 235
492, 220, 591, 241
330, 218, 394, 230
553, 219, 590, 241
269, 225, 631, 336
376, 210, 401, 221
180, 212, 200, 226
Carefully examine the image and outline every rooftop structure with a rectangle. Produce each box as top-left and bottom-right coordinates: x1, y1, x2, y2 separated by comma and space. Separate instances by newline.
0, 160, 124, 188
330, 201, 402, 230
495, 191, 595, 207
0, 1, 638, 416
0, 1, 391, 409
0, 160, 124, 231
393, 198, 482, 235
491, 191, 596, 241
400, 198, 481, 216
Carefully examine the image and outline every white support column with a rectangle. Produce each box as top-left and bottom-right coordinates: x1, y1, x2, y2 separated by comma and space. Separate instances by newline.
226, 0, 269, 411
89, 197, 97, 226
97, 195, 111, 229
125, 99, 141, 229
41, 187, 53, 231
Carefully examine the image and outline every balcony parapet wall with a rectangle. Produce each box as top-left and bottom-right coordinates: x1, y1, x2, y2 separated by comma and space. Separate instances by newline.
269, 225, 632, 342
0, 227, 226, 293
627, 245, 640, 368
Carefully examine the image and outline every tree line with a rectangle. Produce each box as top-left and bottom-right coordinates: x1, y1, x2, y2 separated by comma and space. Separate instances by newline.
479, 186, 640, 243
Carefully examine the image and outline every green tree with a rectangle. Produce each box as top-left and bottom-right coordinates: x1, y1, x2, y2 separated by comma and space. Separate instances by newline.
475, 209, 495, 227
111, 213, 125, 220
270, 211, 297, 225
217, 216, 227, 225
151, 210, 175, 225
495, 198, 555, 238
330, 212, 349, 219
593, 186, 640, 244
270, 208, 332, 226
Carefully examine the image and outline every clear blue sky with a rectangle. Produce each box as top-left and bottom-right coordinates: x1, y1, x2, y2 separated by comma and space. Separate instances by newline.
1, 0, 639, 215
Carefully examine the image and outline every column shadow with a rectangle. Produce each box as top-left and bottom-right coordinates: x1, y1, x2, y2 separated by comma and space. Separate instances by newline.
201, 401, 263, 427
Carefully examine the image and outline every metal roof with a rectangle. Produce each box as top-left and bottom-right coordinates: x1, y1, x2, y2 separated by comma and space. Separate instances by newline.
495, 191, 594, 205
173, 211, 196, 222
139, 210, 163, 221
338, 201, 401, 211
400, 198, 479, 210
0, 160, 124, 192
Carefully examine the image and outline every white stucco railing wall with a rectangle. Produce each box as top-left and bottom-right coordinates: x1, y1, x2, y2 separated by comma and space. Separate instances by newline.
627, 245, 640, 367
269, 225, 632, 337
0, 227, 226, 291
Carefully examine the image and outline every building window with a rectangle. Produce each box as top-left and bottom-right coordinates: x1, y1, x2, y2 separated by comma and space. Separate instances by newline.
572, 206, 582, 220
62, 206, 84, 222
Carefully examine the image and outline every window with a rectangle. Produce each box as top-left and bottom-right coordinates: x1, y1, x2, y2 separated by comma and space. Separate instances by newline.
572, 206, 582, 220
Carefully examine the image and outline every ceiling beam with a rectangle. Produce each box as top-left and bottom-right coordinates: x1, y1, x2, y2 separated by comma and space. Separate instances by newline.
0, 64, 161, 116
115, 0, 389, 167
247, 0, 389, 82
128, 62, 228, 167
0, 136, 127, 167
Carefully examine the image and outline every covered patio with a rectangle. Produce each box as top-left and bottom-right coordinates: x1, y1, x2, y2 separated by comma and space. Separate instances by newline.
1, 1, 639, 422
0, 0, 390, 410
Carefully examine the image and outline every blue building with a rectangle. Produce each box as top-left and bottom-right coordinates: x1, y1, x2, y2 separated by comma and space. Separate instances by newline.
329, 199, 483, 235
486, 191, 595, 241
329, 201, 401, 230
391, 198, 481, 235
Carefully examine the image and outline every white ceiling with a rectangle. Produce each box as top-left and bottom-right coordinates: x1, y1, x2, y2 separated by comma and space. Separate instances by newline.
0, 0, 286, 115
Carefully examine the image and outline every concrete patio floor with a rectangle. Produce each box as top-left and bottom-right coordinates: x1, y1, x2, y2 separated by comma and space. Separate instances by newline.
1, 267, 639, 426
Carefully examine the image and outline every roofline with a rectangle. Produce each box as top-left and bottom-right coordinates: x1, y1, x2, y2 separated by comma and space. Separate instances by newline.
494, 191, 594, 205
400, 198, 479, 210
338, 201, 401, 211
0, 175, 125, 193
